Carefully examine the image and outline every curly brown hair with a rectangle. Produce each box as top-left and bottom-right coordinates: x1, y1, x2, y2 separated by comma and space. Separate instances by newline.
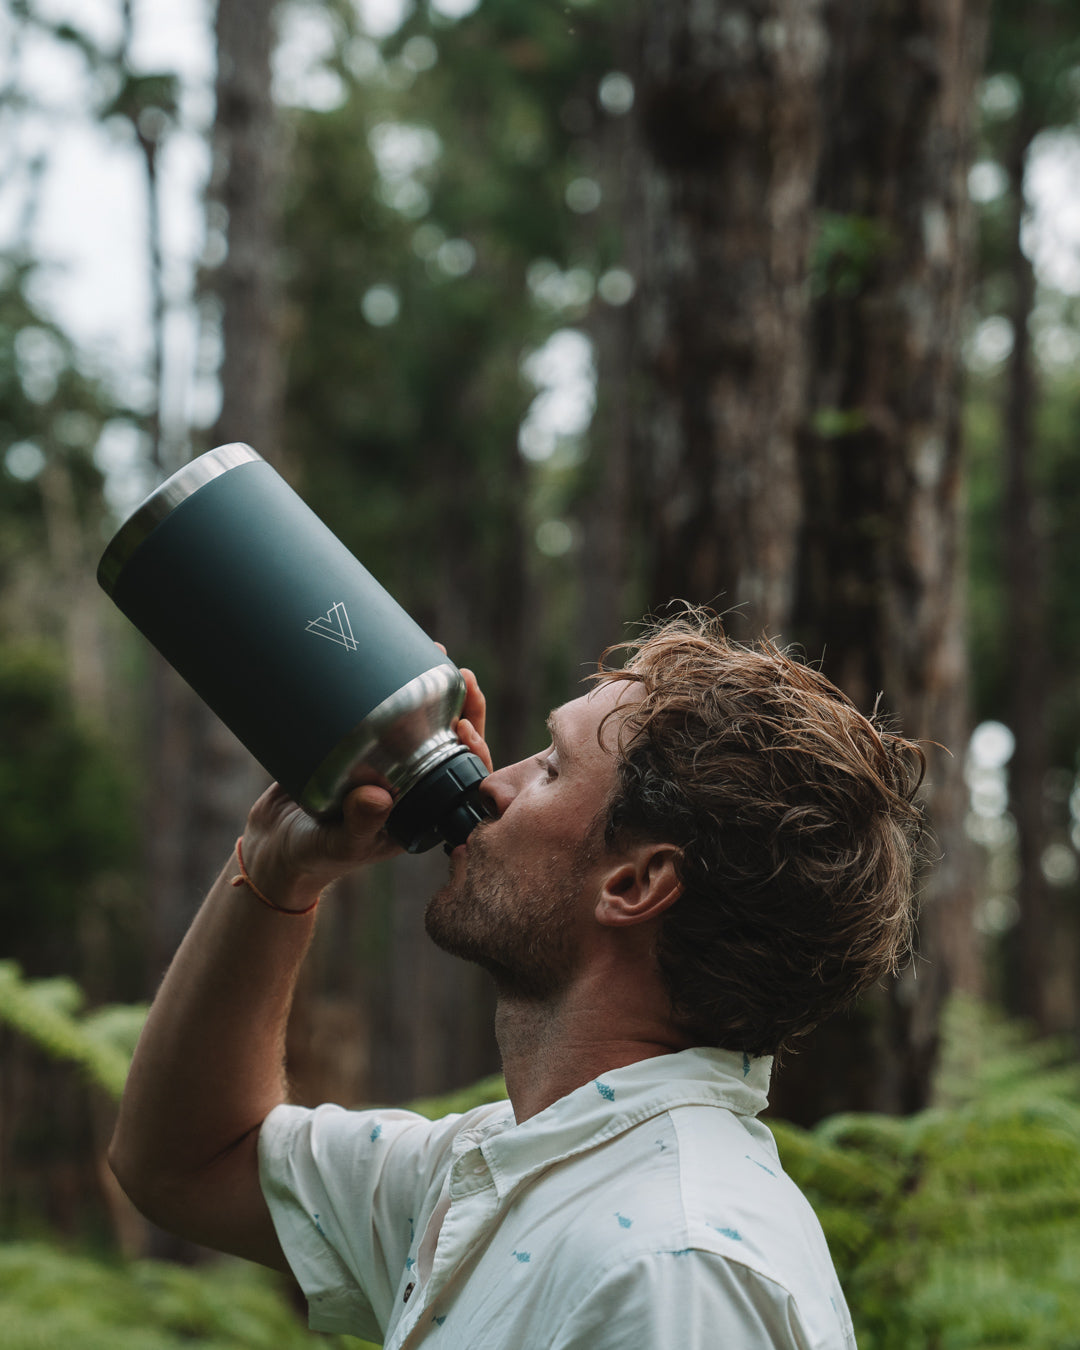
594, 610, 926, 1059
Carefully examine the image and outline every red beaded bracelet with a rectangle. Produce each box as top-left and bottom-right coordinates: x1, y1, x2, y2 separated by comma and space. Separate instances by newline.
230, 837, 320, 915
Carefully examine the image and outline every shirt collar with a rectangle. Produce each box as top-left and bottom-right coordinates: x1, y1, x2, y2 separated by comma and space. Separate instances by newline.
479, 1046, 772, 1200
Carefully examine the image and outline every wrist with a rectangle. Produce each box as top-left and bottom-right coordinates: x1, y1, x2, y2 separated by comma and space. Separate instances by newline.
232, 837, 322, 914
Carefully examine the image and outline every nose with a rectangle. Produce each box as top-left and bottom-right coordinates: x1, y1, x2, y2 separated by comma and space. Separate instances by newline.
478, 758, 526, 819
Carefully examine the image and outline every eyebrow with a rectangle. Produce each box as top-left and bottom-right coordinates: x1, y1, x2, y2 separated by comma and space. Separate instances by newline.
545, 708, 574, 765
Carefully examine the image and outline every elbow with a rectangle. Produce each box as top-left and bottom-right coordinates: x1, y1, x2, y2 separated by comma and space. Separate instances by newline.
106, 1127, 134, 1199
106, 1115, 269, 1251
107, 1130, 159, 1221
107, 1122, 183, 1228
106, 1135, 204, 1239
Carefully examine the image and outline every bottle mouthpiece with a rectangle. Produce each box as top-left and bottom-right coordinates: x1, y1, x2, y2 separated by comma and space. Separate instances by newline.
386, 750, 495, 853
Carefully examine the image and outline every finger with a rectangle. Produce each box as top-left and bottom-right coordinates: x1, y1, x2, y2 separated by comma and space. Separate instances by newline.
459, 666, 487, 742
458, 717, 494, 774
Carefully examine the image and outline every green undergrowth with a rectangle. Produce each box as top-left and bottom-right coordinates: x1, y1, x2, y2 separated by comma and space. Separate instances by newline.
1, 975, 1078, 1347
773, 998, 1080, 1349
0, 1242, 371, 1350
0, 961, 145, 1101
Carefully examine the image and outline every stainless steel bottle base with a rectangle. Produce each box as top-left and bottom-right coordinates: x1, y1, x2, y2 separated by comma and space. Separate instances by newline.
301, 663, 494, 853
300, 663, 468, 817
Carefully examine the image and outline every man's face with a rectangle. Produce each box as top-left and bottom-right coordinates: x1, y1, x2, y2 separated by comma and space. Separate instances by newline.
424, 680, 632, 1000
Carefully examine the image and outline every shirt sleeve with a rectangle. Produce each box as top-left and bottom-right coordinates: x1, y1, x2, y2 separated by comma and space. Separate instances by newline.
257, 1101, 480, 1339
546, 1249, 854, 1350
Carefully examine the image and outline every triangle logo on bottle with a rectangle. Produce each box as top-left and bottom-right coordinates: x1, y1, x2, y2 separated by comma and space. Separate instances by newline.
306, 601, 358, 652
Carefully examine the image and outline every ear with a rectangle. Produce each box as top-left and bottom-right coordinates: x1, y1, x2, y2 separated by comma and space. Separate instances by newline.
594, 844, 682, 928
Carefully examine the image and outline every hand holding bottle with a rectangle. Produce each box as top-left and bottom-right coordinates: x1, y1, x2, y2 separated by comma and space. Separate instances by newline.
236, 664, 491, 910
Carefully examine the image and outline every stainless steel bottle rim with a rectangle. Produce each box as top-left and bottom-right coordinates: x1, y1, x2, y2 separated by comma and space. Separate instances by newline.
300, 663, 468, 817
97, 443, 263, 596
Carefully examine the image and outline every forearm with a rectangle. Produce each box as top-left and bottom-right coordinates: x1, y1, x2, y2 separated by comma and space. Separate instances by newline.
108, 849, 319, 1246
107, 777, 401, 1257
107, 671, 491, 1262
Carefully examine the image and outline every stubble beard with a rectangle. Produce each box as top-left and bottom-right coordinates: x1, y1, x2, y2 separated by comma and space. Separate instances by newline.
424, 828, 587, 1003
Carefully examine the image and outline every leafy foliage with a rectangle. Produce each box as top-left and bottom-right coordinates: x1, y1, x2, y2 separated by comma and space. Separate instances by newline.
773, 997, 1080, 1348
277, 0, 623, 747
0, 962, 144, 1102
0, 1242, 372, 1350
964, 0, 1080, 757
1, 984, 1078, 1346
0, 263, 123, 592
0, 642, 135, 970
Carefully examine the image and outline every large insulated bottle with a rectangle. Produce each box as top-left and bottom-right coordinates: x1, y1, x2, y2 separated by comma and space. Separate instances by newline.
97, 443, 493, 853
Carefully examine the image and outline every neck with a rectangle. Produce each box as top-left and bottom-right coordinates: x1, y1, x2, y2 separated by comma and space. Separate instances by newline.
494, 972, 690, 1122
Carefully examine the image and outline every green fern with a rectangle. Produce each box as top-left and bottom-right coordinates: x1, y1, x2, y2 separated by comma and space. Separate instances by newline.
0, 961, 146, 1101
0, 1241, 376, 1349
774, 998, 1080, 1350
4, 968, 1080, 1349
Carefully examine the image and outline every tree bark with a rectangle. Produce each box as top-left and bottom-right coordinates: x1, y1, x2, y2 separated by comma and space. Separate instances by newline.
1001, 114, 1058, 1032
138, 0, 284, 1256
774, 0, 988, 1122
209, 0, 285, 471
632, 0, 827, 641
145, 0, 282, 984
627, 0, 987, 1121
575, 31, 639, 671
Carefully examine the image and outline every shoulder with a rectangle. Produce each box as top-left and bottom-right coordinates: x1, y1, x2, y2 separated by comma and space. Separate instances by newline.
670, 1105, 853, 1341
535, 1100, 828, 1276
548, 1242, 858, 1350
509, 1102, 853, 1349
668, 1105, 840, 1275
548, 1248, 856, 1350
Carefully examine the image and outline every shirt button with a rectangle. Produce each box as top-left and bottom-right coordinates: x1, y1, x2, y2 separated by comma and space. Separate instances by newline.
403, 1282, 415, 1304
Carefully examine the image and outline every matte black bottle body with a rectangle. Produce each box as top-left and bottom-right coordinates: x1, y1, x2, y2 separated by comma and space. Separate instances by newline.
98, 444, 490, 852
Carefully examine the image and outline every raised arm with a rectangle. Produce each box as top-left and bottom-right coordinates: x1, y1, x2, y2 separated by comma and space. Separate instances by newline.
107, 779, 399, 1267
108, 669, 491, 1269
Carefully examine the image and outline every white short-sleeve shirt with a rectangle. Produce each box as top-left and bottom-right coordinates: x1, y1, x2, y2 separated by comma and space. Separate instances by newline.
258, 1047, 856, 1349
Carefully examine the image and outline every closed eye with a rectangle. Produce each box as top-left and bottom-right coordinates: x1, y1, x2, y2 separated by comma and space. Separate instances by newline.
535, 749, 558, 779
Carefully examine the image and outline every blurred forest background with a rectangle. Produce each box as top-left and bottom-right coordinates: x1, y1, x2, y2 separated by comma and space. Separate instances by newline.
3, 0, 1080, 1344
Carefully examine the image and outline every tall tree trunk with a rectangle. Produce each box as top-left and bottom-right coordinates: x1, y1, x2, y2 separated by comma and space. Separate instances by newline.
774, 0, 988, 1123
627, 0, 987, 1122
632, 0, 827, 641
209, 0, 285, 472
139, 0, 283, 1256
358, 452, 507, 1107
1001, 114, 1058, 1032
117, 0, 167, 474
577, 302, 633, 667
145, 0, 281, 983
576, 37, 639, 670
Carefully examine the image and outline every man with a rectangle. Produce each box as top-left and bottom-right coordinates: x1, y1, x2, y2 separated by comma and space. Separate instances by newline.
109, 610, 925, 1348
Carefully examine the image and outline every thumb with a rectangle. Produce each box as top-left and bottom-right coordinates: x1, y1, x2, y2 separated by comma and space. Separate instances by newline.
343, 783, 394, 832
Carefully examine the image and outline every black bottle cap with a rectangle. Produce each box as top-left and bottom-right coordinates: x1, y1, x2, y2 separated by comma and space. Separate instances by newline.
386, 750, 495, 853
